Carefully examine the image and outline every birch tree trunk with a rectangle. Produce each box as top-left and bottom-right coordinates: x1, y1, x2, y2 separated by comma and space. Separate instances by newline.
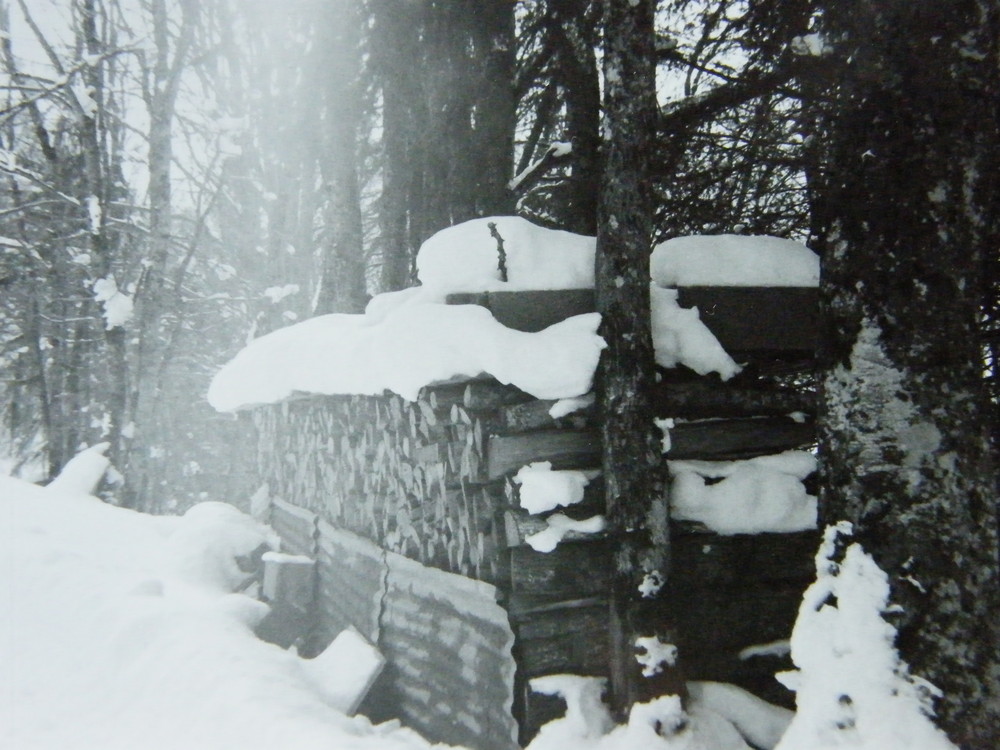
814, 2, 1000, 745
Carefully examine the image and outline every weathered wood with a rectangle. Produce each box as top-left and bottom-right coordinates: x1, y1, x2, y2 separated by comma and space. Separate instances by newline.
676, 287, 818, 354
497, 397, 595, 432
508, 540, 611, 599
447, 289, 596, 332
487, 429, 602, 478
487, 418, 812, 479
444, 288, 818, 357
651, 380, 816, 419
668, 530, 820, 592
668, 417, 815, 459
515, 603, 610, 677
464, 381, 534, 411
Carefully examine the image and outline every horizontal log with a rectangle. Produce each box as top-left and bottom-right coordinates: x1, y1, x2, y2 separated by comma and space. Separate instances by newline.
487, 429, 602, 479
667, 417, 815, 460
446, 288, 817, 354
676, 287, 818, 354
668, 529, 819, 592
514, 603, 610, 677
651, 380, 816, 419
447, 289, 596, 333
488, 418, 812, 478
508, 540, 611, 599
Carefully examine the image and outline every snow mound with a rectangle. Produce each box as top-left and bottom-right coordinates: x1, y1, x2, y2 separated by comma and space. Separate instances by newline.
775, 523, 957, 750
208, 304, 605, 410
514, 461, 591, 514
525, 677, 754, 750
0, 475, 465, 750
46, 442, 112, 495
651, 235, 819, 287
416, 215, 595, 293
668, 450, 817, 535
651, 286, 741, 380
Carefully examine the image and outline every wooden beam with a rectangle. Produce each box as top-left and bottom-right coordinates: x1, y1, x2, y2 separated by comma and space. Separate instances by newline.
676, 287, 818, 355
651, 379, 816, 419
487, 429, 601, 478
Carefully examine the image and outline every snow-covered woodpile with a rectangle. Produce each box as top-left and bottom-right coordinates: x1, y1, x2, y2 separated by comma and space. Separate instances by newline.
215, 217, 827, 747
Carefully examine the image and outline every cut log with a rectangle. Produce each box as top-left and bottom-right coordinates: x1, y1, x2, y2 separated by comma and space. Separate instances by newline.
667, 417, 815, 460
446, 289, 596, 332
508, 540, 611, 599
651, 380, 816, 419
676, 287, 818, 355
668, 530, 819, 592
514, 603, 610, 677
487, 418, 813, 479
487, 429, 602, 478
445, 287, 817, 355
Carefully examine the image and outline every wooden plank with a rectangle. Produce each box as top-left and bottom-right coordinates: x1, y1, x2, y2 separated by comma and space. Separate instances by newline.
508, 540, 611, 599
651, 379, 816, 419
515, 604, 610, 677
447, 287, 816, 352
487, 429, 601, 479
668, 530, 819, 592
447, 289, 596, 333
676, 286, 818, 354
668, 417, 815, 459
464, 380, 534, 410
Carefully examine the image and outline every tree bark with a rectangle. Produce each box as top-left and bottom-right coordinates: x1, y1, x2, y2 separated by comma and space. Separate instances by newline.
314, 0, 366, 315
596, 0, 679, 718
814, 2, 1000, 745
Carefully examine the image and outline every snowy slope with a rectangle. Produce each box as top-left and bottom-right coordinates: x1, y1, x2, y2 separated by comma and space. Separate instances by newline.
0, 475, 461, 750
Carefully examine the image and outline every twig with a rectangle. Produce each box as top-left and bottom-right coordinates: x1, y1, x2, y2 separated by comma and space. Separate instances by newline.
487, 221, 508, 283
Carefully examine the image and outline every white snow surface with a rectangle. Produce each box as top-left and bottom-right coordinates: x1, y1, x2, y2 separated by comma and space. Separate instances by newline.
416, 216, 596, 293
525, 513, 606, 553
208, 305, 605, 409
775, 523, 957, 750
0, 475, 463, 750
45, 441, 111, 495
651, 235, 819, 288
525, 676, 755, 750
92, 276, 134, 330
513, 461, 591, 514
668, 450, 817, 535
652, 286, 742, 379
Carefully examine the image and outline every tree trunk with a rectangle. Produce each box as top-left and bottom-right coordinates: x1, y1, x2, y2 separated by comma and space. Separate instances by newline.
314, 0, 366, 315
549, 0, 601, 234
596, 0, 679, 718
814, 2, 1000, 745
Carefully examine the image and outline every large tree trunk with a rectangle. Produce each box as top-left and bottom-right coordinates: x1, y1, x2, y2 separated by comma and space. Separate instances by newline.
314, 0, 366, 315
596, 0, 679, 718
548, 0, 601, 235
814, 2, 1000, 745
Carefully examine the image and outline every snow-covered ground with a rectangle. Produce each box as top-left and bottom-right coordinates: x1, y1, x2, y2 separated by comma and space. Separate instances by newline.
0, 468, 460, 750
2, 451, 956, 750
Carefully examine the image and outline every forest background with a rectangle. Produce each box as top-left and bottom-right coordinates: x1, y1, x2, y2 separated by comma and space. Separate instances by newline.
1, 0, 999, 746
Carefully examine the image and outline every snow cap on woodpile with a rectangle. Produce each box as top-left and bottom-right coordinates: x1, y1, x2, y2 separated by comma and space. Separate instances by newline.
652, 234, 819, 288
416, 216, 596, 294
209, 218, 817, 411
